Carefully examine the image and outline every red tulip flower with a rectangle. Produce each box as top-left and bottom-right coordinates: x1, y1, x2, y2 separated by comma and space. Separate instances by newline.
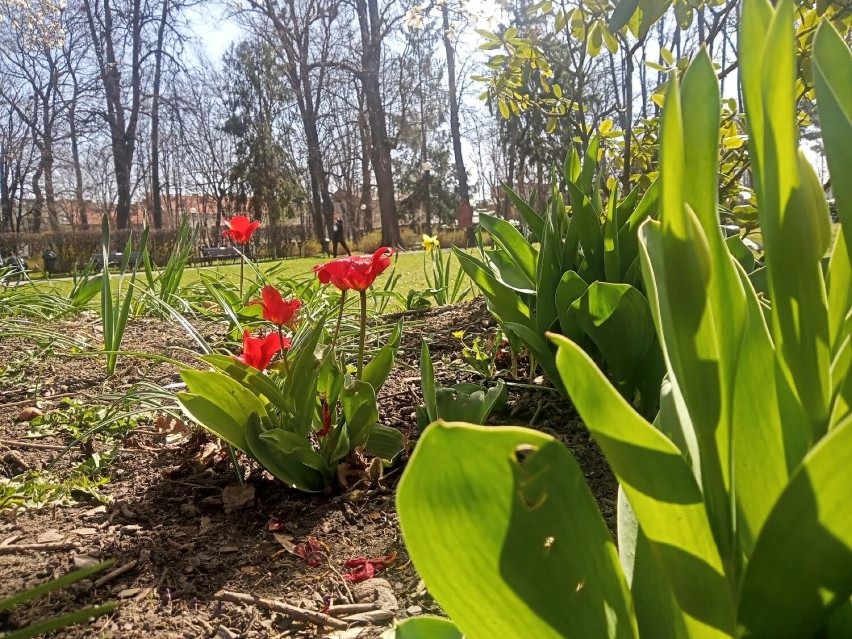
251, 285, 301, 327
313, 247, 395, 292
237, 330, 290, 371
222, 215, 261, 245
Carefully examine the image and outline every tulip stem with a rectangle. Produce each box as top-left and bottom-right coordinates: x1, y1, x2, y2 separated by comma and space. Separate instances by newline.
330, 290, 346, 353
239, 254, 245, 298
278, 325, 290, 376
357, 289, 367, 379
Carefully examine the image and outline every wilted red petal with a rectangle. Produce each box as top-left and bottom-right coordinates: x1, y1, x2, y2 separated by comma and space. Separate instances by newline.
342, 563, 375, 583
318, 398, 332, 438
341, 551, 396, 582
293, 536, 326, 568
267, 518, 286, 532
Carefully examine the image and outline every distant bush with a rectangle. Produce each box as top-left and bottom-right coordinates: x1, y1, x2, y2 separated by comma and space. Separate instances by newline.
0, 222, 491, 273
0, 228, 183, 272
352, 226, 485, 253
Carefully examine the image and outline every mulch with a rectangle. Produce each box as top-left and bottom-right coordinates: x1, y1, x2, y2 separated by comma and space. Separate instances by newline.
0, 299, 616, 638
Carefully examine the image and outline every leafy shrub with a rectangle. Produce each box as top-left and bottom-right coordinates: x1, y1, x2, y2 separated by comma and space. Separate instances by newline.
392, 4, 851, 638
416, 340, 506, 428
455, 141, 664, 415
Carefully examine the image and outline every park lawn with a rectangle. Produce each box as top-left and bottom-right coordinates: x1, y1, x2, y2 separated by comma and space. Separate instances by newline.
26, 248, 475, 311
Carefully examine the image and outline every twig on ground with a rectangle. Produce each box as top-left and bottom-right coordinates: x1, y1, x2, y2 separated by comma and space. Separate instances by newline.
327, 602, 381, 617
93, 558, 140, 588
0, 534, 23, 546
0, 541, 75, 554
529, 397, 546, 426
134, 566, 168, 602
0, 391, 86, 410
0, 438, 148, 455
213, 589, 348, 630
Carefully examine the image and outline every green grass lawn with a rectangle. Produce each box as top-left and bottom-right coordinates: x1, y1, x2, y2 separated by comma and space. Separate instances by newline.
24, 248, 475, 312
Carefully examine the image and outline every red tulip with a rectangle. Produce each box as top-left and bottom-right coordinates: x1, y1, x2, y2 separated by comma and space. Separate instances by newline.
222, 215, 261, 245
237, 330, 289, 371
313, 247, 395, 292
251, 285, 301, 327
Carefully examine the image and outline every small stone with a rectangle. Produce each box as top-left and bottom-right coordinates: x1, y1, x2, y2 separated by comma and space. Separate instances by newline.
214, 627, 239, 639
71, 527, 98, 537
344, 610, 394, 624
73, 554, 101, 569
406, 605, 423, 615
180, 502, 199, 516
120, 524, 143, 536
222, 483, 255, 513
84, 506, 108, 518
37, 530, 64, 543
118, 588, 141, 599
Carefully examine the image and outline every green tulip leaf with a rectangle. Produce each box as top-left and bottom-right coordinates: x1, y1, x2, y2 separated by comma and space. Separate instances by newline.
342, 377, 379, 446
480, 213, 539, 285
246, 420, 329, 493
397, 422, 637, 639
552, 335, 734, 635
737, 416, 852, 638
362, 320, 403, 393
381, 617, 463, 639
177, 367, 268, 452
365, 424, 405, 461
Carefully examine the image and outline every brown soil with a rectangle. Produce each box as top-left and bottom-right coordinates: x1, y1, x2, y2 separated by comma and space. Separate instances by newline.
0, 299, 616, 638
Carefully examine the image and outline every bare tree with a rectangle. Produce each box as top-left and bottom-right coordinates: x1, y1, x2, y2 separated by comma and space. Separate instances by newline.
243, 0, 340, 243
353, 0, 400, 246
80, 0, 145, 229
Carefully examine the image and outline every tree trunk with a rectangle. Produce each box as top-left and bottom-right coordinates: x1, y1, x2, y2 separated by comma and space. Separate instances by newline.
304, 118, 333, 241
1, 145, 11, 232
43, 148, 59, 231
31, 165, 44, 232
442, 5, 470, 210
69, 104, 87, 229
149, 0, 169, 229
356, 0, 400, 247
358, 94, 373, 231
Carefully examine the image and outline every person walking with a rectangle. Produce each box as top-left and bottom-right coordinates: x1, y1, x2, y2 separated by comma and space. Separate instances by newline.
332, 215, 351, 257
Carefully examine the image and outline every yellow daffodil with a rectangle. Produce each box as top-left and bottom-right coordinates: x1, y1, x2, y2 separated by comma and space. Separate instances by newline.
422, 234, 440, 253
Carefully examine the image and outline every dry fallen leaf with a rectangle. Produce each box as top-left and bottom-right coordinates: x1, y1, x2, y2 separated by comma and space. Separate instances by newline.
154, 414, 189, 435
196, 441, 222, 466
272, 533, 296, 554
15, 407, 43, 423
239, 565, 262, 574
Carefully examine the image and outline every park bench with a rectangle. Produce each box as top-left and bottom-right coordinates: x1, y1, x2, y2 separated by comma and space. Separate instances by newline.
197, 246, 241, 266
90, 251, 140, 269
